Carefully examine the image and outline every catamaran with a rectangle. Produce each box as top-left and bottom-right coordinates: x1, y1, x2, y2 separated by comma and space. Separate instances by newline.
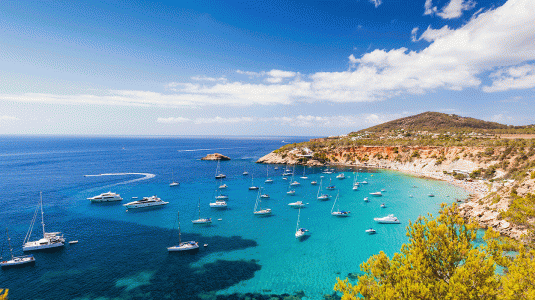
23, 192, 65, 251
168, 211, 199, 252
192, 198, 212, 224
1, 229, 35, 268
331, 191, 350, 217
253, 189, 271, 215
295, 206, 308, 239
317, 178, 330, 200
87, 191, 123, 202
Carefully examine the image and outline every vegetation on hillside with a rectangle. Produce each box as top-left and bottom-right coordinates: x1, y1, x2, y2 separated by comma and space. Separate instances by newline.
334, 204, 535, 299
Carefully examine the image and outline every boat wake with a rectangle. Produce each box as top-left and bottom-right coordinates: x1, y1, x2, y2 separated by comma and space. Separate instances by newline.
84, 173, 156, 186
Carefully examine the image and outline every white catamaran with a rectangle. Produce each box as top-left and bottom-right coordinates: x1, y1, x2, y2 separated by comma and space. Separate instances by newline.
23, 192, 65, 252
168, 211, 199, 252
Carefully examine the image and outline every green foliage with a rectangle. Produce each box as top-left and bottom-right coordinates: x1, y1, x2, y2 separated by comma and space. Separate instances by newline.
470, 169, 482, 179
334, 204, 535, 300
531, 171, 535, 179
502, 193, 535, 229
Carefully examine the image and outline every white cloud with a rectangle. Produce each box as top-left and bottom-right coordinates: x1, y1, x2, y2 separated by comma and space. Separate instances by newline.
424, 0, 476, 19
0, 115, 20, 121
412, 25, 454, 42
369, 0, 382, 8
156, 117, 191, 124
411, 27, 419, 42
483, 64, 535, 92
267, 70, 296, 78
194, 117, 254, 124
191, 76, 227, 82
236, 70, 264, 77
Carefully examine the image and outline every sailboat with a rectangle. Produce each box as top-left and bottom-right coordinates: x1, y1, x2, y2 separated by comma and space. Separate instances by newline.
215, 189, 228, 200
264, 165, 273, 183
249, 175, 259, 190
287, 177, 296, 195
192, 198, 212, 224
317, 178, 330, 200
23, 192, 65, 252
214, 159, 226, 179
170, 170, 180, 187
253, 189, 271, 215
295, 206, 308, 239
300, 166, 308, 179
289, 165, 300, 186
352, 172, 359, 190
168, 211, 199, 252
1, 229, 35, 268
331, 191, 350, 217
326, 177, 335, 190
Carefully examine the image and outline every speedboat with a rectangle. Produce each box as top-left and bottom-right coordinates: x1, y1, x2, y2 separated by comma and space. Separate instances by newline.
331, 211, 350, 217
352, 185, 359, 191
370, 192, 382, 197
295, 228, 308, 239
290, 181, 300, 186
253, 208, 272, 215
287, 190, 296, 196
317, 194, 329, 200
288, 201, 305, 208
209, 200, 227, 208
374, 214, 400, 224
242, 171, 249, 176
380, 203, 386, 208
219, 184, 228, 189
365, 228, 376, 234
192, 218, 212, 224
215, 174, 226, 179
87, 191, 123, 202
336, 173, 345, 179
168, 241, 199, 252
364, 197, 369, 202
311, 181, 317, 185
265, 178, 274, 183
260, 194, 270, 199
428, 194, 435, 197
123, 196, 169, 209
249, 186, 259, 190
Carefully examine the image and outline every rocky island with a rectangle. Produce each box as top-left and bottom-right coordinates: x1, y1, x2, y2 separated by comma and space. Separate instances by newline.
201, 153, 231, 161
257, 112, 535, 243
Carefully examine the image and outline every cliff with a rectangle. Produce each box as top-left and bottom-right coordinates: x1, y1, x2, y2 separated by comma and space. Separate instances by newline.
201, 153, 231, 161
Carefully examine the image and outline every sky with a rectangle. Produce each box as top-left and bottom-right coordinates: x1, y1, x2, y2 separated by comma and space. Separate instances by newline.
0, 0, 534, 136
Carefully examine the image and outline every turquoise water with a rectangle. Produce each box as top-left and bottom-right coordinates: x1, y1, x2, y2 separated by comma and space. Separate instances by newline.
0, 137, 467, 299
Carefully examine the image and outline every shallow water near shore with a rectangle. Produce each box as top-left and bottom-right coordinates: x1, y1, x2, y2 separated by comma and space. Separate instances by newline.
0, 136, 468, 299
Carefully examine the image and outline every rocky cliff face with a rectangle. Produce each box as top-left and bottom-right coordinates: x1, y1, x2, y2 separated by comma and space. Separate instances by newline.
201, 153, 231, 161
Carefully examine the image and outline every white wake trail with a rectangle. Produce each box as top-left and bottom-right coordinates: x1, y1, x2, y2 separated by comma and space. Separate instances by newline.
84, 172, 156, 187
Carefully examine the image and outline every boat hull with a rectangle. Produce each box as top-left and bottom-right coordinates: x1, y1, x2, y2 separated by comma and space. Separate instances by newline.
1, 255, 35, 268
167, 244, 199, 252
23, 241, 64, 252
124, 202, 169, 209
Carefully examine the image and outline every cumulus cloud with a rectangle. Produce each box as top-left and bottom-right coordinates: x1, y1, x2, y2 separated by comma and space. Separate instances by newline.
369, 0, 382, 8
412, 25, 454, 42
194, 117, 254, 124
424, 0, 476, 19
483, 64, 535, 92
157, 117, 191, 124
191, 76, 227, 82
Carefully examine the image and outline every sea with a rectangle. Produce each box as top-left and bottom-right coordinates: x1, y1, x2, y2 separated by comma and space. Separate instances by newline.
0, 136, 468, 300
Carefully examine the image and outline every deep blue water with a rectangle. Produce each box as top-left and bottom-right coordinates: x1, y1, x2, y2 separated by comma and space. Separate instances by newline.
0, 136, 468, 299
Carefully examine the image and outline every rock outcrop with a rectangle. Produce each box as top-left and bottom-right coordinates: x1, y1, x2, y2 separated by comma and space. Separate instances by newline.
201, 153, 230, 161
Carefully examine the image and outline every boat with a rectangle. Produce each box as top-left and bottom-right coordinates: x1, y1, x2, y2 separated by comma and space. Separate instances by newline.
274, 166, 279, 170
219, 183, 228, 189
253, 189, 271, 215
300, 167, 308, 180
295, 206, 308, 239
361, 180, 368, 184
192, 198, 212, 224
288, 201, 305, 208
364, 197, 369, 202
282, 164, 293, 176
249, 175, 259, 190
209, 200, 227, 208
370, 192, 382, 197
322, 168, 332, 174
365, 228, 377, 234
260, 193, 270, 199
69, 240, 78, 244
242, 171, 249, 176
290, 181, 300, 186
317, 179, 330, 200
326, 178, 335, 190
311, 181, 317, 185
1, 229, 35, 268
331, 192, 350, 217
170, 170, 180, 187
352, 172, 359, 190
287, 189, 296, 196
336, 173, 345, 180
215, 189, 229, 200
380, 203, 386, 208
23, 192, 65, 251
123, 196, 169, 209
214, 159, 226, 179
381, 189, 386, 192
409, 195, 414, 198
265, 165, 274, 183
428, 194, 435, 197
374, 214, 400, 224
87, 191, 123, 202
352, 185, 359, 191
168, 211, 199, 252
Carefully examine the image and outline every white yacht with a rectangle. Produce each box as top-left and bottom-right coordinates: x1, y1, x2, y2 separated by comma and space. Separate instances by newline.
374, 214, 400, 224
170, 170, 179, 187
370, 192, 382, 197
249, 175, 259, 190
381, 189, 386, 192
87, 191, 123, 202
326, 178, 335, 190
23, 193, 65, 252
331, 192, 350, 217
214, 159, 226, 179
253, 190, 271, 215
242, 171, 249, 176
290, 181, 300, 186
365, 228, 377, 234
311, 181, 317, 185
192, 198, 211, 224
219, 183, 228, 189
336, 173, 345, 179
209, 200, 227, 208
2, 229, 35, 268
287, 190, 296, 196
364, 197, 369, 202
288, 201, 305, 208
317, 178, 330, 200
295, 207, 308, 239
123, 196, 169, 209
168, 211, 199, 252
260, 193, 270, 199
300, 167, 308, 180
361, 180, 368, 184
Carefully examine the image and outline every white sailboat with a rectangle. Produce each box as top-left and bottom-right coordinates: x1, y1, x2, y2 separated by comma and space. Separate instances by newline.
300, 167, 308, 180
326, 177, 335, 190
253, 189, 271, 215
288, 200, 305, 208
331, 191, 350, 217
295, 206, 308, 239
352, 172, 359, 190
215, 189, 229, 200
170, 170, 180, 187
192, 198, 212, 224
1, 229, 35, 268
317, 178, 330, 200
23, 192, 65, 252
249, 175, 259, 190
265, 165, 274, 183
168, 211, 199, 252
214, 159, 226, 179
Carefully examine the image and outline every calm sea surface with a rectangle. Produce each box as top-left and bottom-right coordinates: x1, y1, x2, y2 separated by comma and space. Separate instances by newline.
0, 136, 468, 299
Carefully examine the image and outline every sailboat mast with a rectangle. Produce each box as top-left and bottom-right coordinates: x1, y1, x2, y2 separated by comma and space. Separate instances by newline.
296, 207, 301, 231
40, 192, 46, 238
198, 198, 201, 219
178, 211, 181, 244
6, 229, 14, 260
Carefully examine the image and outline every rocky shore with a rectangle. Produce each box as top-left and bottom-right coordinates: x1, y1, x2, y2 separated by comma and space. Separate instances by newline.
201, 153, 231, 161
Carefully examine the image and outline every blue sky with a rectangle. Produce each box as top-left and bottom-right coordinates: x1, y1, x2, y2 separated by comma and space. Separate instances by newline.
0, 0, 534, 136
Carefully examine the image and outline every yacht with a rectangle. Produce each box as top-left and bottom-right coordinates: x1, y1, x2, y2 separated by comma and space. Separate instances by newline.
364, 197, 369, 202
317, 178, 330, 200
288, 201, 305, 208
380, 203, 386, 208
326, 178, 335, 190
336, 173, 345, 179
214, 159, 226, 179
2, 229, 35, 268
381, 189, 386, 192
249, 175, 259, 190
170, 171, 179, 187
123, 196, 169, 209
290, 181, 300, 186
370, 192, 382, 197
428, 194, 435, 197
219, 183, 228, 189
374, 214, 400, 224
260, 193, 270, 199
331, 192, 350, 217
365, 228, 377, 234
253, 190, 271, 215
215, 174, 226, 179
311, 181, 317, 185
352, 185, 359, 191
361, 180, 368, 184
23, 192, 65, 252
168, 211, 199, 252
295, 206, 308, 239
87, 191, 123, 202
192, 199, 212, 224
209, 200, 227, 208
265, 178, 274, 183
242, 171, 249, 176
287, 190, 296, 196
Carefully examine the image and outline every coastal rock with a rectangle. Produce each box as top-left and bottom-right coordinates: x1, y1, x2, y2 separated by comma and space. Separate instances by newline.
201, 153, 230, 161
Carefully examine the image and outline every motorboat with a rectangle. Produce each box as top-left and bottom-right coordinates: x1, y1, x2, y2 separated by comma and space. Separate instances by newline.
123, 196, 169, 209
370, 192, 382, 197
209, 200, 227, 208
311, 181, 317, 185
168, 211, 199, 252
381, 189, 386, 192
428, 194, 435, 197
219, 183, 228, 189
380, 203, 386, 208
374, 214, 400, 224
318, 194, 329, 200
365, 228, 377, 234
287, 190, 296, 196
290, 181, 300, 186
260, 194, 270, 199
364, 197, 369, 202
242, 171, 249, 175
265, 178, 274, 183
23, 192, 65, 251
352, 185, 359, 191
288, 201, 305, 208
336, 173, 345, 179
87, 191, 123, 202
